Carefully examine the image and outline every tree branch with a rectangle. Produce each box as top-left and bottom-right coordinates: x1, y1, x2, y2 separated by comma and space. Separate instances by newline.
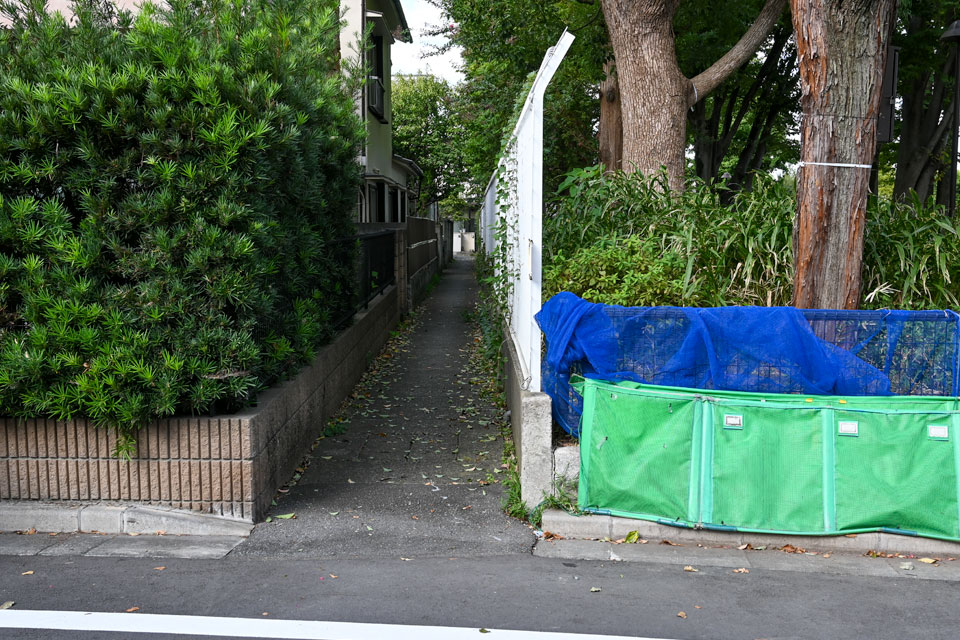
688, 0, 787, 104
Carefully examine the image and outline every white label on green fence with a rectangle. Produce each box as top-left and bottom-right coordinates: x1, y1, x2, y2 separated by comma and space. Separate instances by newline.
929, 424, 949, 440
838, 421, 859, 436
724, 414, 743, 429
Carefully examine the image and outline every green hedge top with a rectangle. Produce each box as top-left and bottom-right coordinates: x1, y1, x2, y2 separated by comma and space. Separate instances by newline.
0, 0, 363, 453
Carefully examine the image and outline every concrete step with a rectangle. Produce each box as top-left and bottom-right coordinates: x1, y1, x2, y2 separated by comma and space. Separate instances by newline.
541, 509, 960, 557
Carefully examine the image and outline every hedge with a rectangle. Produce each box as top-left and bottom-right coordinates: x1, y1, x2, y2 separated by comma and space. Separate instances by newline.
0, 0, 363, 456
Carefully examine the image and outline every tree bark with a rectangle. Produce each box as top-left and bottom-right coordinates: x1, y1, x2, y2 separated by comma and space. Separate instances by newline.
600, 0, 787, 191
598, 60, 623, 173
790, 0, 897, 310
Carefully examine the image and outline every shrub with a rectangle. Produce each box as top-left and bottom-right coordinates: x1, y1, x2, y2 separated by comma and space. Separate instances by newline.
545, 166, 795, 307
545, 166, 960, 310
0, 0, 362, 455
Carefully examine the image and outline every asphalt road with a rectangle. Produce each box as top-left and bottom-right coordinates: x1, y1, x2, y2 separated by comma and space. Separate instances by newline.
2, 551, 960, 640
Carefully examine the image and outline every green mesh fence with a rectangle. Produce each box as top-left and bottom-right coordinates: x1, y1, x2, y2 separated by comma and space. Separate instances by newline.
575, 377, 960, 541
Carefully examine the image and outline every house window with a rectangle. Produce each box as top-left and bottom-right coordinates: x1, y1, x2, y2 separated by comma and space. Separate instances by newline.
367, 34, 386, 121
389, 188, 399, 223
368, 183, 386, 223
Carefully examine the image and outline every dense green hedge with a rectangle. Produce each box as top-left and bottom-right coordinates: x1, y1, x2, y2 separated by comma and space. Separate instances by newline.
544, 166, 960, 310
0, 0, 362, 454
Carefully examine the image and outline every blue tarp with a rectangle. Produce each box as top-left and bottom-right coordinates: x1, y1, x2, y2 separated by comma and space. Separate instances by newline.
536, 292, 960, 435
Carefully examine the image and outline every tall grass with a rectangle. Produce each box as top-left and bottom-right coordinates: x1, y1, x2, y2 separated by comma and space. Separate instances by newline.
544, 166, 960, 310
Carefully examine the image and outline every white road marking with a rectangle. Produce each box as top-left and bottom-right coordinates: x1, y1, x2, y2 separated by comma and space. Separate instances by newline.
0, 610, 663, 640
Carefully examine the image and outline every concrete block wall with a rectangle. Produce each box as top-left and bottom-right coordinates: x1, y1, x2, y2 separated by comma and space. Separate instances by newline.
0, 286, 401, 523
502, 330, 554, 509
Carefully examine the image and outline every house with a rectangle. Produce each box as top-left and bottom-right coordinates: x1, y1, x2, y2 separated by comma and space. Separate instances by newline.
340, 0, 423, 224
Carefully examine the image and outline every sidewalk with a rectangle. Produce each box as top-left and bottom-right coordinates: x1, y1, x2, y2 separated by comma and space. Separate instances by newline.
231, 255, 535, 558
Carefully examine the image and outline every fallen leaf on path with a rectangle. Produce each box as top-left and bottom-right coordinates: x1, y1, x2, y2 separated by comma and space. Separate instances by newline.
683, 566, 698, 572
677, 611, 687, 619
262, 612, 269, 616
737, 543, 752, 550
822, 553, 831, 559
274, 513, 296, 520
479, 629, 491, 634
660, 539, 679, 546
543, 531, 564, 541
732, 568, 749, 574
0, 601, 14, 609
153, 566, 165, 571
329, 574, 338, 579
347, 479, 355, 484
21, 571, 33, 576
128, 532, 140, 537
589, 587, 601, 593
919, 557, 938, 564
624, 530, 640, 544
694, 605, 702, 609
125, 607, 140, 613
411, 515, 419, 520
779, 544, 805, 554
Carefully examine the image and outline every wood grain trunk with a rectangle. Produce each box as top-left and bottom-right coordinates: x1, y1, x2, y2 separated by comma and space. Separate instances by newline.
601, 0, 689, 191
790, 0, 897, 309
598, 61, 623, 174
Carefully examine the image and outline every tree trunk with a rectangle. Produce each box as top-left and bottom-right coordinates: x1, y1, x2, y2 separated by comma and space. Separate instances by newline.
600, 0, 787, 191
893, 56, 953, 202
598, 60, 623, 173
790, 0, 897, 310
600, 0, 688, 189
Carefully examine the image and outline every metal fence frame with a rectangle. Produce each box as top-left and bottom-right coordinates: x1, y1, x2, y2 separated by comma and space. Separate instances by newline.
479, 30, 574, 393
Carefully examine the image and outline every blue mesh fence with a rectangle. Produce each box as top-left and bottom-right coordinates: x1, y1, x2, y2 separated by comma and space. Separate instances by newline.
536, 292, 960, 436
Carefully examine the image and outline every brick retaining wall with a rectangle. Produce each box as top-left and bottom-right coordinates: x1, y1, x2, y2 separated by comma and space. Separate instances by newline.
0, 285, 401, 523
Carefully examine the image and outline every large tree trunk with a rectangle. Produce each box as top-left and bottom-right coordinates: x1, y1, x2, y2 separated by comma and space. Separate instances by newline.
600, 0, 787, 191
598, 60, 623, 173
790, 0, 897, 310
600, 0, 688, 189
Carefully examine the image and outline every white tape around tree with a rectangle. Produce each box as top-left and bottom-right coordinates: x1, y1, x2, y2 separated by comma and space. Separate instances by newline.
798, 161, 873, 169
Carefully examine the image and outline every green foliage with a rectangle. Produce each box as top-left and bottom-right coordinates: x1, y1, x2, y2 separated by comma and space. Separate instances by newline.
391, 74, 468, 215
0, 0, 362, 449
545, 166, 795, 307
544, 235, 689, 307
545, 167, 960, 310
427, 0, 606, 196
862, 194, 960, 309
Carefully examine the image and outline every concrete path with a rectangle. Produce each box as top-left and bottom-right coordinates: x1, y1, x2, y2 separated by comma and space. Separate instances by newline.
232, 255, 535, 559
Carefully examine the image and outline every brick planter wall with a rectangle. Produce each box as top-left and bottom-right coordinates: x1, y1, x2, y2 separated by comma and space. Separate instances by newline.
0, 285, 401, 523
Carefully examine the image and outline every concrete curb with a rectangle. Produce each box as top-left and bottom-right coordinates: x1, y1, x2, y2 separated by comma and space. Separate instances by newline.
541, 509, 960, 556
0, 502, 254, 537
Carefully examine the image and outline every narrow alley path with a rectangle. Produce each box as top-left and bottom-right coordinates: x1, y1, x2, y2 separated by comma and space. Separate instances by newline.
233, 255, 536, 558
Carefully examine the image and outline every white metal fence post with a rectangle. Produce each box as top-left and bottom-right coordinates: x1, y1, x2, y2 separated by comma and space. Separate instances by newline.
479, 30, 574, 394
